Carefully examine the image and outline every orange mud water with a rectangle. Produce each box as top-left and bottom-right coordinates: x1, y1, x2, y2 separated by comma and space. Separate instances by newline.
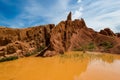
0, 51, 120, 80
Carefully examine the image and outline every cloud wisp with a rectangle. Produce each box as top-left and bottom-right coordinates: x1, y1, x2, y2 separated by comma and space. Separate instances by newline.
0, 0, 120, 32
82, 0, 120, 32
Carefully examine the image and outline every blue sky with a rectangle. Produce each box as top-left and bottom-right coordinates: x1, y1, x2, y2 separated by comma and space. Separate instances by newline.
0, 0, 120, 32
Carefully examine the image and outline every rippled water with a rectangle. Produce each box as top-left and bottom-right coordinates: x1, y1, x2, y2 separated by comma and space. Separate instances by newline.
0, 52, 120, 80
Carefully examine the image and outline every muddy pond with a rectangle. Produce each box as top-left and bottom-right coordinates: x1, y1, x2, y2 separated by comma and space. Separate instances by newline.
0, 51, 120, 80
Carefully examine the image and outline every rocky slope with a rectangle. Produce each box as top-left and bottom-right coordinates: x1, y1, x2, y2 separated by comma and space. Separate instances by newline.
0, 24, 54, 58
0, 12, 120, 58
40, 12, 120, 56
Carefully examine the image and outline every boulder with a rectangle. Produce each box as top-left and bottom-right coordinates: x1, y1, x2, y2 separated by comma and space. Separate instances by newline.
99, 28, 116, 36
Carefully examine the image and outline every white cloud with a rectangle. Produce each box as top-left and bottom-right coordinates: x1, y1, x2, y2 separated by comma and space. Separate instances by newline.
77, 0, 82, 3
73, 7, 83, 20
1, 0, 120, 33
73, 0, 83, 20
82, 0, 120, 32
17, 0, 71, 25
0, 0, 83, 28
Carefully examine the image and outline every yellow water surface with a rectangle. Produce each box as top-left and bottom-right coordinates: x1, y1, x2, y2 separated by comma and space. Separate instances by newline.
0, 51, 120, 80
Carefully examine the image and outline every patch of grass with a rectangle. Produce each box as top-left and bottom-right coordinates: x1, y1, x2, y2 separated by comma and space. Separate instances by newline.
99, 42, 113, 49
24, 50, 38, 57
87, 43, 95, 51
73, 53, 80, 57
59, 51, 118, 64
24, 53, 31, 57
73, 46, 86, 51
73, 48, 83, 51
73, 43, 95, 52
60, 53, 85, 59
0, 56, 18, 62
60, 54, 71, 58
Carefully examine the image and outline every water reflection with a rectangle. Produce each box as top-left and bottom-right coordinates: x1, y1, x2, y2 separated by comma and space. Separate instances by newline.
76, 60, 120, 80
0, 52, 120, 80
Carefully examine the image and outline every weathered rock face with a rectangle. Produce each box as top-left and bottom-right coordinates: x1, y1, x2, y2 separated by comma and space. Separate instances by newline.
67, 12, 72, 21
99, 28, 116, 36
116, 33, 120, 37
46, 19, 93, 55
41, 12, 120, 56
111, 44, 120, 54
0, 24, 55, 58
0, 12, 120, 58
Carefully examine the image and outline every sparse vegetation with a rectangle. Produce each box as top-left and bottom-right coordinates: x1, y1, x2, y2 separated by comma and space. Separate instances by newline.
60, 52, 85, 59
24, 50, 38, 57
0, 56, 18, 62
24, 53, 31, 57
37, 46, 45, 52
59, 52, 116, 63
99, 42, 113, 49
73, 47, 83, 51
87, 43, 95, 51
73, 43, 95, 52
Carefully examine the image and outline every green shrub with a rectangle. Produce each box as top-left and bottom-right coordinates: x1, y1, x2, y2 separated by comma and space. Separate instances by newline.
73, 48, 83, 51
24, 50, 38, 57
99, 42, 113, 49
24, 53, 31, 57
73, 43, 95, 51
87, 43, 95, 50
0, 56, 18, 62
37, 46, 45, 52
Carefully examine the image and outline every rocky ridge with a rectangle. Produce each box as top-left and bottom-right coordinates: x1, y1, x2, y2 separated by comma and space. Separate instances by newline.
0, 12, 120, 58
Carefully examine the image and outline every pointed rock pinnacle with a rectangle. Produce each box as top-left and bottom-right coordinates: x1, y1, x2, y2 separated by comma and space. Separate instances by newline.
67, 12, 72, 21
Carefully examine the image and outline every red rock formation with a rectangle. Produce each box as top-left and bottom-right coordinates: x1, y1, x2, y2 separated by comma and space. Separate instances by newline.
110, 43, 120, 54
67, 12, 72, 21
0, 24, 54, 58
40, 13, 120, 56
0, 12, 120, 58
41, 14, 95, 56
116, 33, 120, 37
99, 28, 116, 36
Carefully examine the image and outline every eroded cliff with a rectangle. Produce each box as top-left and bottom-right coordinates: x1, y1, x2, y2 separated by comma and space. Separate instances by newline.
0, 12, 120, 58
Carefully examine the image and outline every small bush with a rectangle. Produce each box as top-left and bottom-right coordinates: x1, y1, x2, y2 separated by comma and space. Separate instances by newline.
87, 43, 95, 50
24, 53, 31, 57
24, 50, 38, 57
73, 43, 95, 51
0, 56, 18, 62
73, 48, 83, 51
37, 46, 45, 52
99, 42, 113, 49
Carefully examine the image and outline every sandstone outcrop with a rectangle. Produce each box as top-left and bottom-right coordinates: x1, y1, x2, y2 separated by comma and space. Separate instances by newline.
99, 28, 116, 36
0, 12, 120, 58
0, 24, 54, 58
39, 12, 120, 56
67, 12, 72, 21
116, 33, 120, 37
